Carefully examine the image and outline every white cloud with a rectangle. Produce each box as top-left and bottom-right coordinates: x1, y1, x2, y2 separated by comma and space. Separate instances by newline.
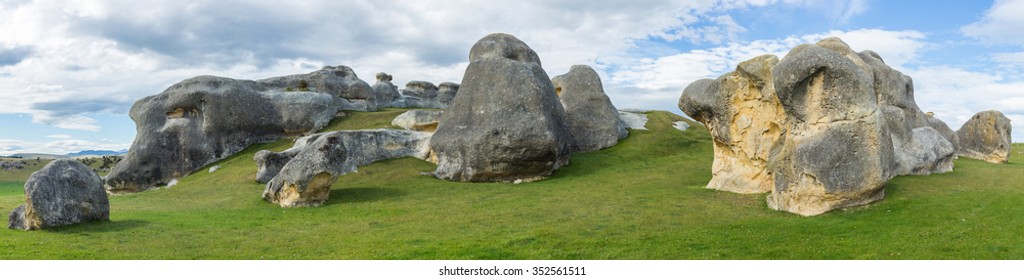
45, 134, 71, 139
993, 51, 1024, 64
605, 29, 926, 112
0, 0, 805, 131
962, 0, 1024, 45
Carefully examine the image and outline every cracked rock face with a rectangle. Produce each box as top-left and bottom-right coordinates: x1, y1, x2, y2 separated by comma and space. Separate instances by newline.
105, 67, 369, 194
680, 37, 958, 216
8, 159, 109, 230
553, 65, 628, 153
679, 54, 784, 194
956, 110, 1012, 163
429, 33, 571, 182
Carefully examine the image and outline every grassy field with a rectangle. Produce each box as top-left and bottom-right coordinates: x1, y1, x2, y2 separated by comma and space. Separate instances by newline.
1, 109, 1022, 259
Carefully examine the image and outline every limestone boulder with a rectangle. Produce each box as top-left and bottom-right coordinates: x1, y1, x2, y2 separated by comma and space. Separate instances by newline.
391, 109, 445, 132
260, 65, 377, 111
859, 48, 955, 175
767, 39, 897, 216
430, 33, 571, 182
678, 54, 784, 194
680, 37, 959, 215
372, 72, 402, 108
956, 110, 1012, 163
438, 82, 460, 104
261, 129, 432, 207
926, 113, 960, 152
253, 134, 323, 184
402, 81, 439, 99
553, 65, 627, 153
105, 70, 350, 194
392, 81, 449, 109
8, 159, 109, 230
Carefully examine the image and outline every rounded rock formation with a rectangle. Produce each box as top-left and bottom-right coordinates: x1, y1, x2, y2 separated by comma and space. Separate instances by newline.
372, 72, 402, 108
8, 159, 109, 230
678, 54, 784, 194
105, 68, 358, 194
553, 65, 627, 153
956, 110, 1012, 163
429, 33, 571, 182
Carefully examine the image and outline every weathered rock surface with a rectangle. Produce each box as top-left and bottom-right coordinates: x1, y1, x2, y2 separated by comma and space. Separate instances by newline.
552, 65, 627, 153
372, 72, 402, 108
391, 109, 445, 132
438, 82, 460, 104
105, 67, 369, 194
260, 65, 377, 111
8, 159, 109, 230
401, 81, 439, 99
680, 37, 957, 216
679, 54, 784, 194
860, 48, 955, 175
388, 80, 458, 109
618, 111, 649, 130
260, 129, 432, 207
956, 110, 1012, 163
430, 33, 571, 182
766, 39, 895, 215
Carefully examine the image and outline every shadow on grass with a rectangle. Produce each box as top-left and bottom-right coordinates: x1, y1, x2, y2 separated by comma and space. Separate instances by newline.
49, 219, 150, 234
326, 187, 407, 205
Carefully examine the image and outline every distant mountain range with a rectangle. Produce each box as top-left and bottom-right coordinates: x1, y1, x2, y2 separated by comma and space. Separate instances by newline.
6, 149, 128, 159
65, 149, 129, 157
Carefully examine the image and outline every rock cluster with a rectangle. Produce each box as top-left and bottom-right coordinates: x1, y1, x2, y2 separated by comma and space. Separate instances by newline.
553, 65, 628, 153
956, 110, 1012, 163
679, 37, 959, 215
8, 159, 109, 230
429, 33, 572, 182
105, 66, 376, 194
386, 80, 460, 109
257, 129, 432, 207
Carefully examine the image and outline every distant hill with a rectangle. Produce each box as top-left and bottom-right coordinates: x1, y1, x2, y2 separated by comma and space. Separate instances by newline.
7, 149, 127, 159
65, 149, 128, 157
8, 153, 65, 159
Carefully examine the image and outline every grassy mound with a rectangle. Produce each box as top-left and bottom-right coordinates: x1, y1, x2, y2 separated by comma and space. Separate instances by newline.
1, 109, 1022, 259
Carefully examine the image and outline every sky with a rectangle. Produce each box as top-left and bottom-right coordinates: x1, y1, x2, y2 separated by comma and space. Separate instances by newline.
0, 0, 1022, 155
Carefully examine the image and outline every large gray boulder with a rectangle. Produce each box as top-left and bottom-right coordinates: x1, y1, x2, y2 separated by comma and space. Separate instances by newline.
105, 67, 366, 194
372, 72, 402, 108
261, 129, 432, 207
678, 54, 784, 194
956, 110, 1012, 163
401, 81, 439, 99
391, 109, 445, 132
8, 159, 109, 230
553, 65, 627, 153
438, 82, 460, 104
859, 48, 955, 175
429, 33, 571, 182
767, 39, 896, 216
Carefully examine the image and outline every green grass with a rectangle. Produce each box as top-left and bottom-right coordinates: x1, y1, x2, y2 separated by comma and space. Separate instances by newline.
1, 110, 1023, 259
